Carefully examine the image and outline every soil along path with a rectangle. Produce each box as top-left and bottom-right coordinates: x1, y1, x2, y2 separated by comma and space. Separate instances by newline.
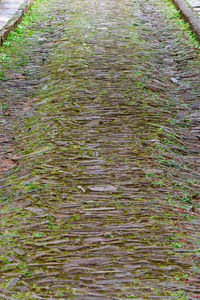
0, 0, 200, 298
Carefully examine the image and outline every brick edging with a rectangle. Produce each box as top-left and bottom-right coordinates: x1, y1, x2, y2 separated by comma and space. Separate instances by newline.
0, 0, 34, 46
171, 0, 200, 41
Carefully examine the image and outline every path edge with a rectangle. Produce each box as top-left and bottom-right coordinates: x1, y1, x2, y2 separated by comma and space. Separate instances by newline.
1, 0, 199, 45
0, 0, 34, 46
170, 0, 200, 41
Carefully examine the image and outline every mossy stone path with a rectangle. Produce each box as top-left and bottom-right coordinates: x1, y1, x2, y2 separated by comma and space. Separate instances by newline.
0, 0, 200, 298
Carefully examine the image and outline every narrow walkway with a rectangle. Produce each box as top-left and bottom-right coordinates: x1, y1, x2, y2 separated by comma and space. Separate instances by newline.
1, 0, 200, 45
0, 0, 200, 299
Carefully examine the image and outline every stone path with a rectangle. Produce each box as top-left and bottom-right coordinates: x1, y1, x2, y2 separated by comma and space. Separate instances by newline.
1, 0, 200, 45
0, 0, 200, 299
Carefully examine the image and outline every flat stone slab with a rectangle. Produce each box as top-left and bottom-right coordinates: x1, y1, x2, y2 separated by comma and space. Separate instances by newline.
171, 0, 200, 41
0, 0, 33, 44
187, 0, 200, 15
187, 0, 200, 8
0, 0, 24, 28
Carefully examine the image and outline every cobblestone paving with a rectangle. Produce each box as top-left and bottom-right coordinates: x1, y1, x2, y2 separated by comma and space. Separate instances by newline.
0, 0, 200, 299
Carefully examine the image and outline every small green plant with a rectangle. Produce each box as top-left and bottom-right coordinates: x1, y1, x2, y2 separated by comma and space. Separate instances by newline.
145, 172, 154, 177
32, 232, 44, 237
171, 242, 183, 248
153, 180, 164, 186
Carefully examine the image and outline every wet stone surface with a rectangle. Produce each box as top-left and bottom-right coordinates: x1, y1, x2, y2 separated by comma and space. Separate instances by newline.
0, 0, 200, 298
